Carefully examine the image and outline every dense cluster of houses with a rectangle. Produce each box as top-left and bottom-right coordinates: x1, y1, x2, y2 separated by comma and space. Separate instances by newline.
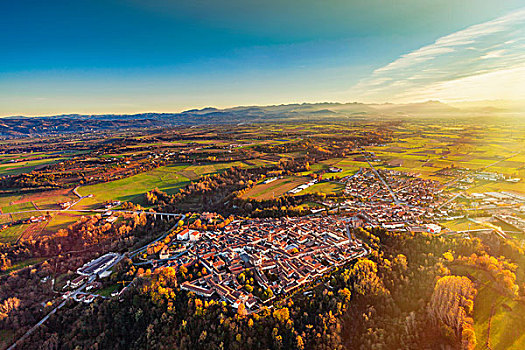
332, 168, 445, 230
163, 217, 366, 311
343, 168, 441, 205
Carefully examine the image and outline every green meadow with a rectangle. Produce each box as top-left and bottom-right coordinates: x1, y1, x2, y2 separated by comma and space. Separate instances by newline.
78, 164, 191, 206
453, 266, 525, 350
0, 158, 61, 176
2, 202, 35, 214
0, 224, 30, 244
242, 176, 307, 200
78, 162, 253, 207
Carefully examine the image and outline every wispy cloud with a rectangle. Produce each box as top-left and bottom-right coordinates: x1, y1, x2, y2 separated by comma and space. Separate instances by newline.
349, 7, 525, 102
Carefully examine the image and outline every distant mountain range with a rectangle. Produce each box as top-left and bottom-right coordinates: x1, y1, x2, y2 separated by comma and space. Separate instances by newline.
1, 101, 523, 138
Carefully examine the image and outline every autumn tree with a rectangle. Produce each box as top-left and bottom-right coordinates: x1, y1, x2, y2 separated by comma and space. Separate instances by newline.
429, 276, 477, 349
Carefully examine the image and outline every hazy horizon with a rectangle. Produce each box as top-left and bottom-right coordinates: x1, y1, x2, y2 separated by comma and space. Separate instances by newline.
2, 98, 525, 119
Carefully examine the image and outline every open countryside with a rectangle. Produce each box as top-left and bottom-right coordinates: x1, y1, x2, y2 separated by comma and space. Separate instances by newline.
2, 1, 525, 349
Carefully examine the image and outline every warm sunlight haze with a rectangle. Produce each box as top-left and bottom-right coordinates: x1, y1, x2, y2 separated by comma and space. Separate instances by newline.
1, 1, 524, 350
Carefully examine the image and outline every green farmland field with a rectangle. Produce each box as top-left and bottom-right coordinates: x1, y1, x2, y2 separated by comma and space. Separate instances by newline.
0, 224, 30, 244
0, 158, 61, 177
242, 176, 307, 200
0, 215, 12, 225
1, 202, 35, 214
78, 162, 250, 207
79, 164, 191, 206
45, 212, 86, 233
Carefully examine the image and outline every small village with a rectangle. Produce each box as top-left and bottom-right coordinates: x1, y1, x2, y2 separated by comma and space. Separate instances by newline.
144, 216, 367, 311
315, 168, 447, 231
2, 1, 525, 347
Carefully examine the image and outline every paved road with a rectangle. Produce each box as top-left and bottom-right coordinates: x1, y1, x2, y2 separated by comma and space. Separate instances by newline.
438, 192, 462, 210
7, 299, 67, 350
361, 152, 402, 204
72, 186, 83, 199
482, 151, 521, 171
467, 217, 507, 239
6, 282, 86, 350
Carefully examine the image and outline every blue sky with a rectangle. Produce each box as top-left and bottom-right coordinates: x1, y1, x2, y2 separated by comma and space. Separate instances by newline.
1, 0, 524, 115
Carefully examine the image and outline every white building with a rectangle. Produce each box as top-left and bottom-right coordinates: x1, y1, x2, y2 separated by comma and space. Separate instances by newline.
425, 224, 441, 234
177, 229, 190, 240
189, 230, 201, 241
177, 229, 200, 241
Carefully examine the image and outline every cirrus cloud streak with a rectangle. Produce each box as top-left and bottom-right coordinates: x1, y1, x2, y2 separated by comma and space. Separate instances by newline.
350, 7, 525, 102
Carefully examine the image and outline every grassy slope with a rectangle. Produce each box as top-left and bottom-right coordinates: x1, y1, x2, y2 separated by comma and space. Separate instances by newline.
0, 215, 11, 225
439, 218, 486, 232
0, 195, 22, 209
2, 202, 35, 214
0, 158, 61, 176
96, 284, 120, 297
44, 212, 87, 233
